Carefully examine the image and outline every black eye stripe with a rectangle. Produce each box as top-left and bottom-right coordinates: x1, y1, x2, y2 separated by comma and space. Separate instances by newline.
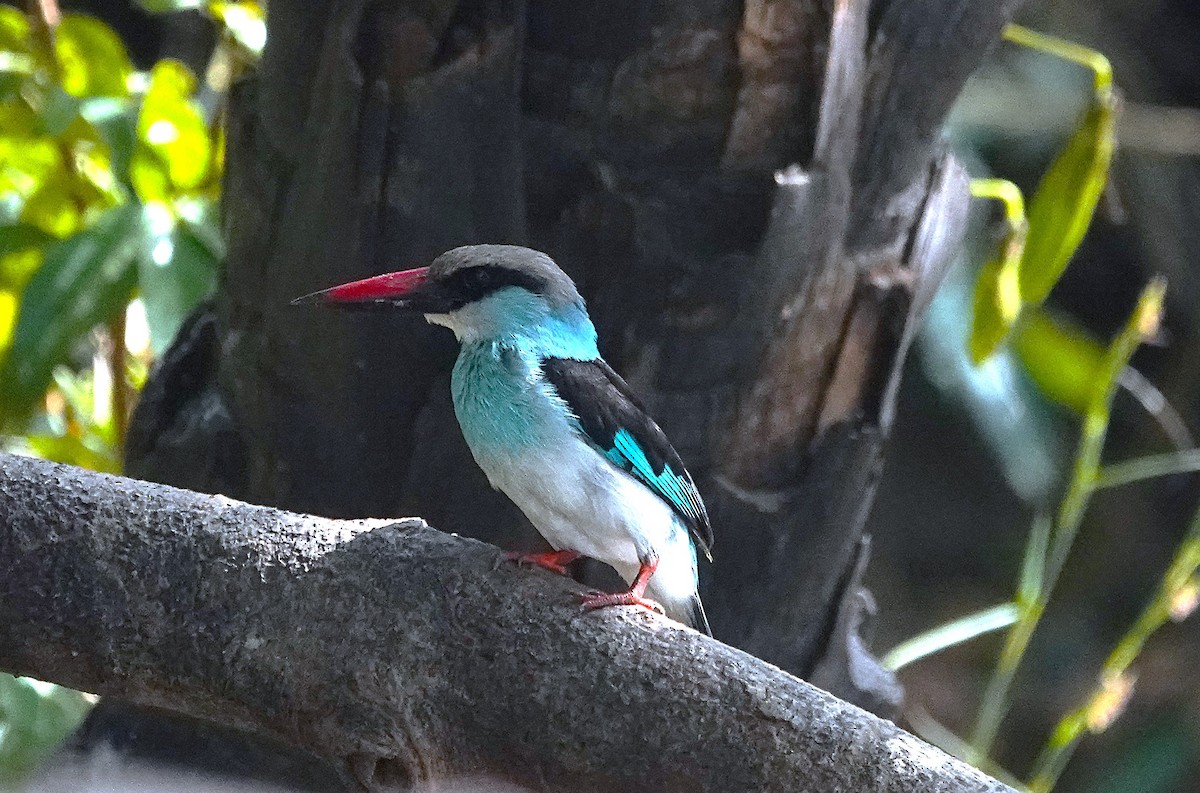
442, 266, 545, 302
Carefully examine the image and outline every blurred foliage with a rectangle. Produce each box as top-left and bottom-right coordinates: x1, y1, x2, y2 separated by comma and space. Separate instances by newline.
0, 677, 94, 785
967, 26, 1118, 398
0, 0, 261, 784
903, 25, 1200, 793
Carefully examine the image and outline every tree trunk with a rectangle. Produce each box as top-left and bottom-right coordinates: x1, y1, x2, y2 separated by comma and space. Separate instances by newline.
108, 0, 1023, 786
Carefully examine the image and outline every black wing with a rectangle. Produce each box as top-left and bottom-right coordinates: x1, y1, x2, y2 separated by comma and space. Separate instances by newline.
541, 357, 713, 559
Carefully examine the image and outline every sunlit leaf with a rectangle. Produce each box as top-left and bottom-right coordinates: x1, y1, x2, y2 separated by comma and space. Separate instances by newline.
26, 431, 119, 472
0, 6, 30, 53
54, 14, 134, 98
138, 215, 218, 353
18, 169, 82, 237
1013, 307, 1106, 414
969, 228, 1025, 364
0, 287, 15, 349
1018, 93, 1118, 306
131, 60, 211, 201
210, 2, 266, 56
0, 134, 58, 197
0, 203, 145, 424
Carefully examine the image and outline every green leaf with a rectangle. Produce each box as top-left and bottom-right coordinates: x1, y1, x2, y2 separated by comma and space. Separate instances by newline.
1018, 93, 1118, 305
969, 227, 1024, 364
138, 217, 218, 354
0, 203, 145, 424
1012, 307, 1106, 414
0, 222, 55, 257
54, 14, 134, 98
0, 5, 30, 53
83, 97, 139, 194
36, 86, 83, 136
26, 431, 119, 472
18, 168, 82, 237
0, 674, 92, 785
0, 221, 54, 290
131, 60, 211, 201
0, 134, 59, 197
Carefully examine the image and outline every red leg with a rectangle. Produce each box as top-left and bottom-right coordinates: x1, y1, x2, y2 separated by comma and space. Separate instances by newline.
504, 549, 581, 576
579, 558, 664, 615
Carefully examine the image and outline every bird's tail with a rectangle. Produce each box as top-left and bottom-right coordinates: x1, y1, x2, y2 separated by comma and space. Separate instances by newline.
647, 578, 712, 636
689, 594, 712, 637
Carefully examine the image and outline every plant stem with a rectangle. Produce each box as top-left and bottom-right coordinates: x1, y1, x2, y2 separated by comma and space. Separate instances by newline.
882, 603, 1019, 672
1003, 24, 1113, 98
906, 706, 1028, 791
1027, 505, 1200, 792
967, 410, 1102, 762
24, 0, 62, 83
1093, 448, 1200, 491
108, 310, 127, 447
970, 178, 1028, 229
969, 282, 1164, 771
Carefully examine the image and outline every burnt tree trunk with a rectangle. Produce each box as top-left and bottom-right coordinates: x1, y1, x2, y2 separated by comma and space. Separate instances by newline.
106, 0, 1021, 787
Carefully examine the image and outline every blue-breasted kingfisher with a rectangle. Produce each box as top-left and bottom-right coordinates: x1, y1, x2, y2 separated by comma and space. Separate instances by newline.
294, 244, 713, 634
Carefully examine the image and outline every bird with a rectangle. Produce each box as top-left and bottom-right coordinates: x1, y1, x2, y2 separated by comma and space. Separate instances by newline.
294, 244, 713, 634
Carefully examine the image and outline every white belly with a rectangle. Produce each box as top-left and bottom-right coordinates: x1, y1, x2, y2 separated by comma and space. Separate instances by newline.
479, 436, 669, 567
477, 438, 700, 610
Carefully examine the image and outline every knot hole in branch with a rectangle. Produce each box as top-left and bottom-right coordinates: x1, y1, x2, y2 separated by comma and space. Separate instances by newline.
349, 752, 417, 792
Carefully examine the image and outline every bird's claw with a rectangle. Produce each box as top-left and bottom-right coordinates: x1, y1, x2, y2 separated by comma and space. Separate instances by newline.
578, 590, 666, 615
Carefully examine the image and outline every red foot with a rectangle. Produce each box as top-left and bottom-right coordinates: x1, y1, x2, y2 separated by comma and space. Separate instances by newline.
504, 549, 581, 576
578, 557, 663, 615
579, 590, 665, 615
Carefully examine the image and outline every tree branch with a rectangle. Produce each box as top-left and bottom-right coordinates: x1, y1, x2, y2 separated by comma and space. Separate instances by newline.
0, 452, 1009, 793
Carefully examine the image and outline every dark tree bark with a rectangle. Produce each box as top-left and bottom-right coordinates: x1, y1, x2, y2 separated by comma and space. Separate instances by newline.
1, 453, 1014, 793
108, 0, 1024, 785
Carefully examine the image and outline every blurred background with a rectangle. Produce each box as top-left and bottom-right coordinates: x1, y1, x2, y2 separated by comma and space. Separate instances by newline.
0, 1, 1197, 792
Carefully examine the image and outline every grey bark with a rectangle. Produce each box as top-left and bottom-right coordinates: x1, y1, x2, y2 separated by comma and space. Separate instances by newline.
1, 452, 1013, 793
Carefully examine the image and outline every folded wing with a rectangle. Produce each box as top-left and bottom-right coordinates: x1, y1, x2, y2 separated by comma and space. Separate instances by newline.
541, 357, 713, 559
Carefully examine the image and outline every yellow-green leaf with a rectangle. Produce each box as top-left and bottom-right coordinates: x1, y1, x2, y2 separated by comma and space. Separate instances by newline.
0, 97, 37, 136
54, 14, 133, 98
969, 227, 1025, 364
131, 59, 210, 200
18, 170, 82, 237
1013, 308, 1106, 414
0, 287, 15, 350
1018, 92, 1118, 305
0, 6, 30, 53
0, 134, 58, 196
26, 431, 120, 472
